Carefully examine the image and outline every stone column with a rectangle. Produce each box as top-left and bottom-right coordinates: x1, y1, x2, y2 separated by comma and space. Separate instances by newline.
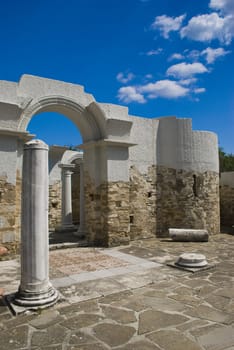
59, 163, 76, 231
75, 163, 86, 238
14, 139, 58, 307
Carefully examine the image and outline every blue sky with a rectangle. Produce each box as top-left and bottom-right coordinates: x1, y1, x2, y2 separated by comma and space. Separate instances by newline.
1, 0, 233, 153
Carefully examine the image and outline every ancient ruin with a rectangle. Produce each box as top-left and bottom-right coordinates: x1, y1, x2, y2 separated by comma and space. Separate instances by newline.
0, 74, 221, 247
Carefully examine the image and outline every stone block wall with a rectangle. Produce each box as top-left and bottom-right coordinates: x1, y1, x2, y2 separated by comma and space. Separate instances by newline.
49, 181, 62, 231
129, 165, 157, 240
156, 166, 220, 237
85, 173, 130, 247
0, 175, 19, 243
220, 185, 234, 227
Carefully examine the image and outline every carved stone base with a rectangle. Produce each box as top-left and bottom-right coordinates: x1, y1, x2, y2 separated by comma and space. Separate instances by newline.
13, 284, 59, 308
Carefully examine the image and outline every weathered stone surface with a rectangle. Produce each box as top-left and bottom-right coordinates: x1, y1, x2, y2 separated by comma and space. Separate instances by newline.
29, 310, 64, 329
142, 296, 185, 312
147, 330, 202, 350
31, 324, 68, 347
186, 304, 233, 324
101, 305, 137, 324
68, 330, 96, 345
49, 181, 62, 231
196, 326, 234, 350
1, 325, 29, 350
156, 166, 220, 237
93, 323, 135, 347
85, 174, 131, 246
61, 313, 103, 330
138, 310, 189, 334
0, 175, 19, 243
118, 340, 161, 350
129, 165, 157, 240
67, 344, 107, 350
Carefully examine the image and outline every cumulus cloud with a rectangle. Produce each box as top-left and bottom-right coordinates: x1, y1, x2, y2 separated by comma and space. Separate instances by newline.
210, 0, 234, 15
151, 14, 186, 39
116, 72, 135, 84
117, 86, 146, 104
179, 78, 197, 86
167, 62, 208, 78
180, 12, 233, 45
117, 79, 189, 104
194, 87, 206, 94
169, 53, 185, 61
139, 79, 189, 99
201, 47, 231, 63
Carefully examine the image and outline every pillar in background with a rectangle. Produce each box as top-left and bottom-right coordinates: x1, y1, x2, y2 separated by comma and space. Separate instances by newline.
14, 139, 58, 307
59, 163, 76, 231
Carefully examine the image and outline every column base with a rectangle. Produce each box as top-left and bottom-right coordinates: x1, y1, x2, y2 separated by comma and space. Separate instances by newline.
73, 227, 87, 239
13, 284, 59, 308
55, 224, 77, 233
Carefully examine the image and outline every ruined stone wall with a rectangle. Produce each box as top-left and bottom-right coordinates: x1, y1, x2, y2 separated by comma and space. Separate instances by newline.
0, 175, 18, 243
220, 184, 234, 227
129, 165, 157, 240
85, 172, 130, 247
49, 181, 62, 231
156, 166, 220, 237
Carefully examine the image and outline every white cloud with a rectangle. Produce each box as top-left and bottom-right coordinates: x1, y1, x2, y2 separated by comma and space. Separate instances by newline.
117, 86, 146, 104
167, 62, 208, 78
169, 53, 185, 61
180, 12, 233, 45
210, 0, 234, 15
201, 47, 231, 63
151, 14, 186, 39
194, 87, 206, 94
139, 79, 189, 99
187, 50, 201, 61
145, 48, 163, 56
116, 72, 135, 84
179, 78, 197, 86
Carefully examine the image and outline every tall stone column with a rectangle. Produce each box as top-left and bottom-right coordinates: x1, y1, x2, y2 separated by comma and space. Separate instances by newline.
75, 163, 86, 238
59, 163, 76, 231
14, 139, 58, 307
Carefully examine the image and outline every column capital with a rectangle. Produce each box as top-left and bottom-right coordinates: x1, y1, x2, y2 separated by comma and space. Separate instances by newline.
58, 163, 76, 170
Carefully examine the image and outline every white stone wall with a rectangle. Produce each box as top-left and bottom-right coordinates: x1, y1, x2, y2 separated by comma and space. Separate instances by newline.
0, 136, 18, 184
220, 172, 234, 187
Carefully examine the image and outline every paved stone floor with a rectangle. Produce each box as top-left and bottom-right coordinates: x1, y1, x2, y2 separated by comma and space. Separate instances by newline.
0, 233, 234, 350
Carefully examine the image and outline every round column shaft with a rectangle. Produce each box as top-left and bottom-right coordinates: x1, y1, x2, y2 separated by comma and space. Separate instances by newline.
14, 139, 58, 307
59, 164, 76, 230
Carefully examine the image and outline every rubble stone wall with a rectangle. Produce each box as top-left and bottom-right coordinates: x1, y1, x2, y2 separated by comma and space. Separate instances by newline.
85, 173, 130, 247
49, 181, 62, 231
0, 175, 18, 243
129, 165, 157, 240
156, 166, 220, 237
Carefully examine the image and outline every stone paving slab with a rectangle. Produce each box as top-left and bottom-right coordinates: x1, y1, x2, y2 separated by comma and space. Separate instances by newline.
0, 233, 234, 349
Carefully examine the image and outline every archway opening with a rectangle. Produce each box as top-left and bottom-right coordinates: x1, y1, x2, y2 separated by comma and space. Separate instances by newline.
27, 111, 84, 244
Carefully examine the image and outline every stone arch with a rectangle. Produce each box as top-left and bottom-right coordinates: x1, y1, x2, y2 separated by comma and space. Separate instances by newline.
18, 95, 107, 143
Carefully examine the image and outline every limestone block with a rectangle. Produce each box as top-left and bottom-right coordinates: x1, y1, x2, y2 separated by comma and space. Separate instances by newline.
169, 228, 209, 242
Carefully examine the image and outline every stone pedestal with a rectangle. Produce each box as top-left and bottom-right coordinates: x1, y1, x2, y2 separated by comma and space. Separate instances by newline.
59, 163, 76, 231
14, 139, 59, 308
